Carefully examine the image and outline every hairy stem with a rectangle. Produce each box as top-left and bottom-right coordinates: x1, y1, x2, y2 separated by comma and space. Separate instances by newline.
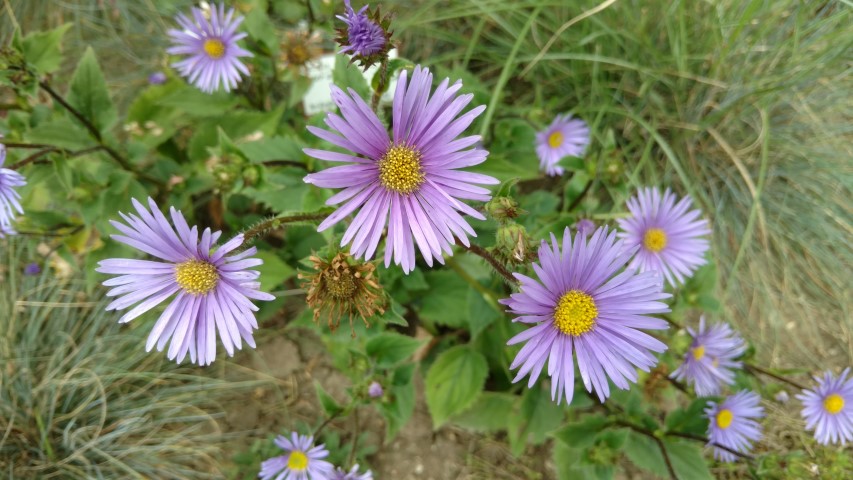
241, 212, 329, 246
370, 57, 389, 112
455, 240, 519, 285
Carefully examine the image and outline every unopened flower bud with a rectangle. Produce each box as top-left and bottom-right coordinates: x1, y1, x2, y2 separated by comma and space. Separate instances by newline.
495, 223, 534, 265
485, 196, 522, 222
368, 381, 383, 398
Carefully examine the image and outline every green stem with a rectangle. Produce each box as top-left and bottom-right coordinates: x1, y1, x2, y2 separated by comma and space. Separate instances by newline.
371, 57, 390, 113
240, 212, 328, 246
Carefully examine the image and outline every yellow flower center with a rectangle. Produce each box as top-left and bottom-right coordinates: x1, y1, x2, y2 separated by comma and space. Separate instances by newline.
692, 345, 705, 361
553, 290, 598, 336
378, 144, 425, 194
643, 228, 668, 253
824, 393, 845, 415
174, 260, 219, 295
287, 451, 308, 471
548, 131, 564, 148
716, 409, 734, 429
203, 38, 226, 59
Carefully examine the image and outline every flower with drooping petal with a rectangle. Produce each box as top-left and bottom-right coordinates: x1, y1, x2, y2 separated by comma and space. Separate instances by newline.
671, 316, 746, 396
259, 432, 334, 480
96, 198, 274, 366
303, 65, 499, 273
797, 368, 853, 445
330, 464, 373, 480
705, 390, 764, 462
534, 114, 589, 177
167, 3, 252, 93
337, 0, 386, 57
501, 226, 671, 404
0, 143, 26, 237
616, 187, 711, 287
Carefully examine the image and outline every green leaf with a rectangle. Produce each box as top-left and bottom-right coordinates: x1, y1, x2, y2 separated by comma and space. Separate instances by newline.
240, 136, 305, 164
516, 384, 566, 445
553, 414, 610, 450
451, 392, 516, 433
244, 8, 278, 52
623, 431, 670, 477
253, 250, 296, 291
66, 47, 116, 134
377, 375, 415, 440
467, 287, 499, 339
666, 440, 714, 480
315, 382, 343, 416
26, 118, 91, 150
665, 397, 709, 436
22, 24, 72, 74
418, 270, 469, 328
158, 84, 239, 117
424, 345, 488, 428
371, 58, 414, 94
365, 332, 424, 367
333, 54, 370, 100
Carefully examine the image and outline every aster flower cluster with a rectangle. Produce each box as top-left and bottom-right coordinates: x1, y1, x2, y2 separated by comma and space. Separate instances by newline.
671, 316, 746, 396
259, 432, 372, 480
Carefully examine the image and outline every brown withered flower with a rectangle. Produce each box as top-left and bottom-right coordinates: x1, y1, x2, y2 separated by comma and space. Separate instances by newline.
300, 252, 384, 336
279, 28, 323, 73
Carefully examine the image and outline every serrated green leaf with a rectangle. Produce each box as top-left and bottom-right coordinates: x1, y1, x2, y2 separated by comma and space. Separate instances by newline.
418, 270, 469, 328
158, 85, 239, 117
623, 431, 670, 477
67, 47, 116, 134
26, 118, 91, 150
452, 392, 516, 433
665, 397, 709, 436
425, 345, 488, 428
22, 24, 72, 74
510, 384, 565, 451
666, 440, 714, 480
240, 136, 305, 164
552, 414, 610, 450
365, 332, 424, 367
315, 381, 343, 416
467, 287, 499, 339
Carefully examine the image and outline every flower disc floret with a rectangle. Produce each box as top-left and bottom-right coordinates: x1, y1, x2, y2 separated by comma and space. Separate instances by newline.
553, 290, 597, 336
378, 144, 425, 194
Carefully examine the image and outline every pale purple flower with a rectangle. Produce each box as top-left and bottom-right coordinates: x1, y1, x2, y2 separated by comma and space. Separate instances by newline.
303, 65, 498, 274
574, 218, 595, 236
797, 368, 853, 445
148, 71, 167, 85
330, 464, 373, 480
337, 0, 385, 57
705, 390, 764, 462
502, 226, 670, 404
0, 143, 26, 236
616, 187, 710, 287
367, 381, 383, 398
96, 198, 274, 366
259, 432, 334, 480
24, 263, 41, 275
534, 114, 589, 177
167, 3, 252, 93
671, 316, 746, 396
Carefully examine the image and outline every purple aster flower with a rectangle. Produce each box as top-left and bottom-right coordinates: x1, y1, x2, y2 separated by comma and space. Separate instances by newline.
167, 3, 252, 93
574, 218, 595, 236
0, 143, 26, 237
671, 316, 746, 396
367, 381, 383, 398
148, 71, 167, 85
303, 65, 498, 274
501, 226, 671, 404
95, 198, 274, 366
534, 114, 589, 177
24, 262, 41, 275
337, 0, 386, 57
616, 187, 711, 287
259, 432, 334, 480
330, 464, 373, 480
705, 390, 764, 462
796, 368, 853, 445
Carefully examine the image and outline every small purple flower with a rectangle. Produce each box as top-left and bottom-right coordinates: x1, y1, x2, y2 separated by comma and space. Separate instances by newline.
534, 114, 589, 177
796, 368, 853, 445
616, 187, 711, 287
502, 226, 670, 404
24, 263, 41, 275
330, 464, 373, 480
337, 1, 386, 57
705, 390, 764, 462
574, 218, 595, 236
96, 198, 274, 366
671, 316, 746, 396
367, 381, 383, 398
259, 432, 334, 480
0, 143, 26, 237
304, 65, 498, 274
148, 71, 167, 85
167, 3, 252, 93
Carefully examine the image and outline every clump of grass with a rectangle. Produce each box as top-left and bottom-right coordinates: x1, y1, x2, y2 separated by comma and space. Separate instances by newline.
0, 238, 246, 479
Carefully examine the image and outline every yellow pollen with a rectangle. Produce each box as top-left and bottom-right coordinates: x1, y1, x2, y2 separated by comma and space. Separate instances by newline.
716, 409, 734, 429
643, 228, 668, 253
692, 345, 706, 361
287, 451, 308, 471
174, 260, 219, 295
553, 290, 598, 337
203, 38, 226, 59
548, 131, 564, 148
378, 144, 425, 194
824, 394, 845, 415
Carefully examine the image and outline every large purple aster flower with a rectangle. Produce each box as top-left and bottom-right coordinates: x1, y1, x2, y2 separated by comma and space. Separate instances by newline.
0, 143, 26, 237
705, 390, 764, 462
167, 3, 252, 93
534, 114, 589, 177
259, 432, 334, 480
304, 65, 498, 273
796, 368, 853, 445
330, 464, 373, 480
337, 0, 385, 57
671, 316, 746, 396
501, 226, 671, 404
96, 198, 274, 366
616, 187, 710, 287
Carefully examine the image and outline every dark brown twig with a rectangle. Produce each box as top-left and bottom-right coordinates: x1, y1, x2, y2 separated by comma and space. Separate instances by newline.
9, 146, 105, 170
455, 240, 519, 285
667, 431, 754, 461
2, 142, 55, 149
745, 364, 807, 390
613, 420, 677, 479
566, 179, 593, 212
261, 159, 308, 169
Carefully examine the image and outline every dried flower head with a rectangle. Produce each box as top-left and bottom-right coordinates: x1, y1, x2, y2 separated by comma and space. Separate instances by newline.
280, 27, 323, 72
300, 252, 384, 335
